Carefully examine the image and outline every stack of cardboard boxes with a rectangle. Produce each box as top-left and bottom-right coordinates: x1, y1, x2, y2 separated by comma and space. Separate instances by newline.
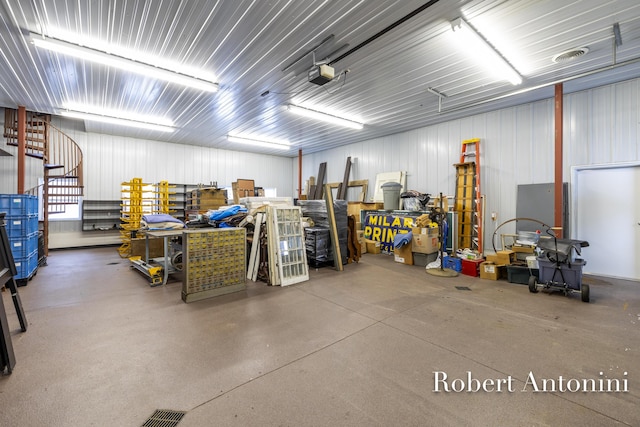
479, 250, 515, 280
391, 226, 439, 266
231, 179, 255, 204
187, 187, 227, 212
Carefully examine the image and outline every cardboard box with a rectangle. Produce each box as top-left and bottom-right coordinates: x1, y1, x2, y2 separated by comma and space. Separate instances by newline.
357, 230, 366, 254
411, 227, 439, 254
479, 262, 506, 280
348, 202, 384, 226
511, 245, 535, 254
394, 244, 414, 265
232, 179, 255, 203
365, 239, 381, 254
485, 250, 515, 265
130, 237, 165, 258
189, 187, 227, 210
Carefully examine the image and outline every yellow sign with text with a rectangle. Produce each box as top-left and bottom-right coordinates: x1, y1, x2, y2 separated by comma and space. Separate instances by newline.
363, 214, 413, 252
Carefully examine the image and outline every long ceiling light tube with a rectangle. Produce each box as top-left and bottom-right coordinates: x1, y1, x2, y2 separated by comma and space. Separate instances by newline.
287, 104, 364, 129
227, 135, 291, 150
451, 18, 522, 86
31, 34, 219, 92
61, 110, 175, 132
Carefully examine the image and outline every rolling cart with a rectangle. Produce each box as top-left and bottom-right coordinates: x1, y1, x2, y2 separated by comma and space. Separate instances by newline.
528, 234, 590, 302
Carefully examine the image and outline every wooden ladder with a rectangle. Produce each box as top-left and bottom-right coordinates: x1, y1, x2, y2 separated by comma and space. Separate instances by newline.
454, 138, 483, 254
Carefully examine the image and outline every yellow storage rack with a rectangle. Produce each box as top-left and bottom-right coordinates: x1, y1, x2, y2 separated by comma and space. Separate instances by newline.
155, 180, 176, 215
118, 179, 178, 257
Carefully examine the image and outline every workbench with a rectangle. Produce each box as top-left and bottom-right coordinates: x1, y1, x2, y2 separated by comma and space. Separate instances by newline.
146, 229, 183, 285
129, 229, 184, 286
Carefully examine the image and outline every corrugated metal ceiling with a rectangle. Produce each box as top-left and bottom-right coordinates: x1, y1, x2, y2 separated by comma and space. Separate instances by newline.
0, 0, 639, 157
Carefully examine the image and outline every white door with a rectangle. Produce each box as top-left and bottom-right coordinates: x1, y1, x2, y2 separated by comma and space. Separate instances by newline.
573, 163, 640, 280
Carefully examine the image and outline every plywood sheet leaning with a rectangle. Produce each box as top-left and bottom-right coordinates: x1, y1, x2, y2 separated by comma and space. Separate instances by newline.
247, 212, 265, 281
327, 179, 369, 203
311, 162, 327, 199
373, 172, 406, 202
337, 157, 352, 200
266, 207, 280, 285
324, 184, 344, 272
347, 214, 361, 263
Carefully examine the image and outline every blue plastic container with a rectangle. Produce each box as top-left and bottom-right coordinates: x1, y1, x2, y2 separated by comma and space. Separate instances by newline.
9, 233, 38, 259
13, 250, 38, 280
5, 214, 38, 237
0, 194, 38, 216
443, 256, 462, 272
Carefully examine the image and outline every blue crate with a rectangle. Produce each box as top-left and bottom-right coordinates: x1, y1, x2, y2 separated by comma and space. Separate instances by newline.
443, 255, 462, 272
27, 196, 38, 215
9, 233, 38, 259
5, 215, 38, 237
0, 194, 38, 216
14, 250, 38, 280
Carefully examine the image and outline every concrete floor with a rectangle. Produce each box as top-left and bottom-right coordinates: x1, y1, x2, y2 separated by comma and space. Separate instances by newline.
0, 246, 638, 426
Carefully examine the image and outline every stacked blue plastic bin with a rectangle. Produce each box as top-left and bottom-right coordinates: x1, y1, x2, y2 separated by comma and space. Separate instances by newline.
0, 194, 39, 282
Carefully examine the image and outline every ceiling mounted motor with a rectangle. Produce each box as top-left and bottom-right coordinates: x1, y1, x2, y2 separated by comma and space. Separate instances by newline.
307, 50, 335, 85
308, 64, 335, 85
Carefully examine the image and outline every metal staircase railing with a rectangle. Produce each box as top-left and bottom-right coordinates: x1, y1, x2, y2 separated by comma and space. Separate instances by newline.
4, 108, 84, 253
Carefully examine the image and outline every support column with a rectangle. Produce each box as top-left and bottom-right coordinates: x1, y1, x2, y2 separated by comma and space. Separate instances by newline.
554, 84, 563, 239
17, 106, 26, 194
298, 149, 302, 199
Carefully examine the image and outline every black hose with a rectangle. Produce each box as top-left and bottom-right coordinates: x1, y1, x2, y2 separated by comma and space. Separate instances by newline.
491, 217, 551, 253
328, 0, 441, 66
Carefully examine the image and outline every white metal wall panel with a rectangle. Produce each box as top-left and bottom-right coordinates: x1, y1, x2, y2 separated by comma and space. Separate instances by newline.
43, 116, 295, 201
1, 112, 294, 248
3, 76, 640, 249
296, 78, 640, 246
565, 79, 640, 168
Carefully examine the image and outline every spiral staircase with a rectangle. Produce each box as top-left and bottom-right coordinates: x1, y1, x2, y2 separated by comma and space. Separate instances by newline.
3, 108, 84, 254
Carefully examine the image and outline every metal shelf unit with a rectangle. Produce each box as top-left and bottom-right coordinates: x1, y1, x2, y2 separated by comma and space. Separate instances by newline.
182, 228, 246, 303
81, 200, 121, 231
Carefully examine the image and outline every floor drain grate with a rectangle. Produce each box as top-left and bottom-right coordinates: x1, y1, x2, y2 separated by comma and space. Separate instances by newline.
141, 409, 186, 427
455, 286, 471, 291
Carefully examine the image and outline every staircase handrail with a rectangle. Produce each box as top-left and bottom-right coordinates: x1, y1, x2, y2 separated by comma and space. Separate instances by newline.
44, 121, 83, 188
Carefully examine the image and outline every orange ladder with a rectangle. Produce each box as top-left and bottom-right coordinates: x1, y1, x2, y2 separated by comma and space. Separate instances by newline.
454, 138, 483, 254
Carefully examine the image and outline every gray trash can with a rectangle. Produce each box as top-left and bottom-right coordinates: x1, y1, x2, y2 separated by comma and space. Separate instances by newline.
381, 182, 402, 210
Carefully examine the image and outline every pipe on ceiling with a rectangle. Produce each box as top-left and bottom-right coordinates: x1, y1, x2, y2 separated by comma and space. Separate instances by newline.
328, 0, 441, 66
282, 34, 335, 73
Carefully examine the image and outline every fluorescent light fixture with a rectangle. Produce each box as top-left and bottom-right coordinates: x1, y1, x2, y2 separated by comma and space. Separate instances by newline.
227, 135, 291, 150
61, 105, 175, 132
287, 104, 364, 130
31, 33, 219, 92
451, 18, 522, 85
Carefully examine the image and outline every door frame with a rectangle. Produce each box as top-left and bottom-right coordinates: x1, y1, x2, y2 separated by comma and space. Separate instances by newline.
571, 161, 640, 279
